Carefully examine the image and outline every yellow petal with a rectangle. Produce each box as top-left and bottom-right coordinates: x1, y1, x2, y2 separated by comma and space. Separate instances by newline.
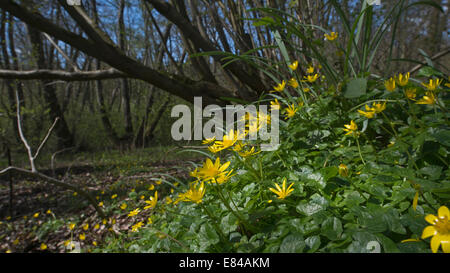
425, 214, 438, 225
401, 238, 421, 243
412, 191, 419, 211
441, 237, 450, 253
430, 234, 442, 253
438, 206, 450, 219
421, 226, 437, 239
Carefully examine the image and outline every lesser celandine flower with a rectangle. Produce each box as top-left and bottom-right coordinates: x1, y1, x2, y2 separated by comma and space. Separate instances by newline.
202, 137, 216, 145
83, 223, 89, 231
372, 101, 386, 113
79, 233, 86, 241
120, 203, 127, 210
215, 170, 234, 184
306, 65, 314, 74
416, 91, 436, 105
421, 78, 442, 91
232, 141, 245, 152
271, 80, 286, 93
338, 164, 349, 177
176, 181, 206, 204
357, 105, 375, 119
288, 78, 299, 88
303, 74, 319, 83
270, 99, 281, 109
238, 147, 261, 158
421, 206, 450, 253
288, 60, 298, 70
343, 120, 358, 136
131, 221, 144, 232
148, 184, 155, 190
68, 223, 75, 230
405, 88, 417, 100
385, 77, 396, 92
269, 178, 294, 199
128, 208, 141, 217
33, 212, 39, 218
197, 157, 231, 182
40, 243, 47, 250
396, 72, 410, 87
144, 191, 158, 210
214, 129, 240, 151
208, 144, 222, 153
111, 194, 117, 199
324, 32, 338, 41
285, 104, 298, 119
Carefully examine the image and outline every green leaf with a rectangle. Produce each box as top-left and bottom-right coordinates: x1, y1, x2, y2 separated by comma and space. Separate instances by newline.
252, 17, 275, 27
296, 193, 329, 216
221, 213, 238, 234
279, 233, 305, 253
321, 217, 343, 241
344, 78, 367, 98
305, 236, 321, 253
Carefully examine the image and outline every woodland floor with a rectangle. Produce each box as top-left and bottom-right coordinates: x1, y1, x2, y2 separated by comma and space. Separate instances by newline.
0, 146, 202, 252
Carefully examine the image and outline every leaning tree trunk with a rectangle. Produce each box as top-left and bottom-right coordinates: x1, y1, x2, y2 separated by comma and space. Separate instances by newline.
28, 26, 75, 149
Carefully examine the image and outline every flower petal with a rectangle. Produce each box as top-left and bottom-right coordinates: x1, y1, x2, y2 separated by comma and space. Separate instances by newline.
421, 226, 437, 239
430, 234, 442, 253
441, 236, 450, 253
425, 214, 438, 225
438, 206, 450, 219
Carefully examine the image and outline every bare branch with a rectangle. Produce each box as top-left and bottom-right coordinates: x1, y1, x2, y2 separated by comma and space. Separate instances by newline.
0, 68, 131, 81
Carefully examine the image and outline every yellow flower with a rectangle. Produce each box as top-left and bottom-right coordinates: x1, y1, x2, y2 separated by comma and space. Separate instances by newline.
208, 144, 222, 153
83, 223, 89, 231
303, 87, 310, 93
288, 60, 298, 70
68, 223, 76, 230
79, 233, 86, 241
214, 129, 240, 151
131, 221, 144, 232
73, 192, 78, 197
343, 120, 358, 136
421, 206, 450, 253
405, 88, 417, 100
385, 77, 396, 92
147, 217, 153, 224
148, 184, 155, 191
202, 137, 216, 145
372, 101, 386, 113
303, 74, 319, 83
270, 99, 281, 110
232, 141, 245, 152
288, 78, 299, 88
166, 196, 173, 204
111, 194, 117, 199
120, 203, 127, 210
396, 72, 410, 87
197, 157, 231, 182
357, 107, 375, 119
92, 241, 97, 246
285, 104, 298, 119
238, 147, 261, 158
40, 243, 47, 250
176, 181, 206, 204
94, 223, 100, 229
421, 78, 442, 91
338, 164, 348, 177
215, 170, 234, 184
416, 91, 436, 105
13, 238, 19, 245
33, 212, 40, 218
269, 178, 294, 199
306, 65, 314, 74
144, 191, 158, 210
155, 180, 162, 185
140, 195, 145, 200
324, 32, 338, 41
128, 208, 141, 217
46, 209, 52, 215
271, 80, 286, 93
